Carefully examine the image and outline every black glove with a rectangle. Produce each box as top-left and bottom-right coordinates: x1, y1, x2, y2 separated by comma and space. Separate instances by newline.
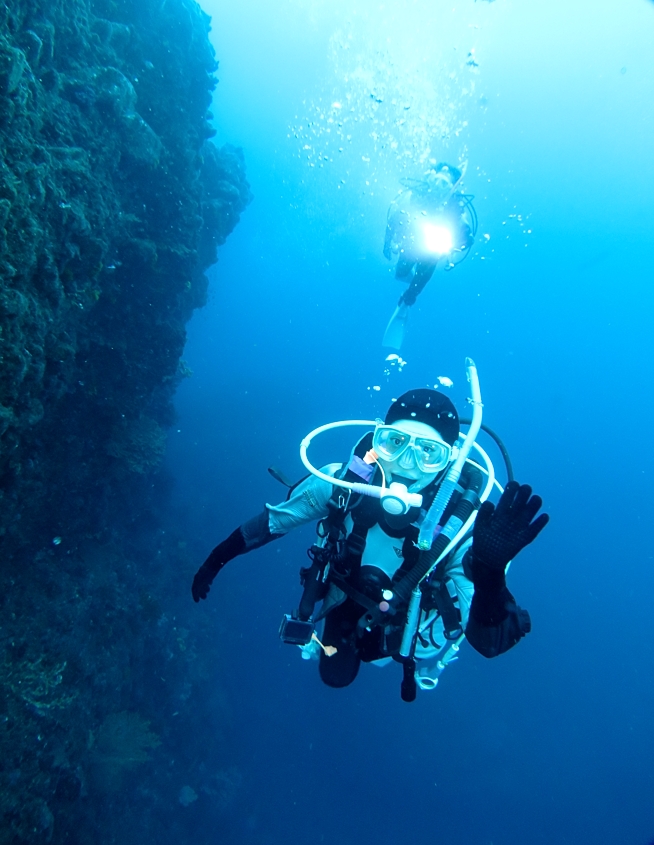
192, 528, 245, 603
472, 481, 549, 574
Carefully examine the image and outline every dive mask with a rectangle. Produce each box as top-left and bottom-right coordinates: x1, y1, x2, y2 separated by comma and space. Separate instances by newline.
373, 423, 453, 473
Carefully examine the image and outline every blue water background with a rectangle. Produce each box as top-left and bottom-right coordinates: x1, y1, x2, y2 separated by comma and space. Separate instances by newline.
167, 2, 654, 843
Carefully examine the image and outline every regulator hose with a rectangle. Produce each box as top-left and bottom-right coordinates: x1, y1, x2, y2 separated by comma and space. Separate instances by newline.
459, 418, 514, 483
356, 464, 484, 636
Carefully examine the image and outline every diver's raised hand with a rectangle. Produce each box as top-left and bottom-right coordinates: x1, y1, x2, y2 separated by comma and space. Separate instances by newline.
472, 481, 549, 572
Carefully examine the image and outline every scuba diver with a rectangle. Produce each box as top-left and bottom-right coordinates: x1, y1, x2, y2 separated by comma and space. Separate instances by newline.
382, 162, 477, 349
192, 360, 548, 701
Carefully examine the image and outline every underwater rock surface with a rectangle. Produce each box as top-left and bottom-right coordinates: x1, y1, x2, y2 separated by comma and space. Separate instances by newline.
0, 0, 250, 546
0, 1, 250, 842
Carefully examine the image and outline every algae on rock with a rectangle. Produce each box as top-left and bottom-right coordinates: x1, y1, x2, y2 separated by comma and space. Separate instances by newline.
0, 0, 251, 843
0, 0, 252, 548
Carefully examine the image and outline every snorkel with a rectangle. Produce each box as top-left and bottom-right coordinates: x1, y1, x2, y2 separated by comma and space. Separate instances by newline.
300, 420, 423, 516
417, 357, 483, 549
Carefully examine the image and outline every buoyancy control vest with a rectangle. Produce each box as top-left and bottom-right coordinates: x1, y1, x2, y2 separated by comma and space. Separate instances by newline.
295, 432, 484, 657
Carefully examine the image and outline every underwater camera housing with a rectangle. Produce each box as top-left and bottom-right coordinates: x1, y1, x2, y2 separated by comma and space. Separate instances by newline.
279, 614, 314, 646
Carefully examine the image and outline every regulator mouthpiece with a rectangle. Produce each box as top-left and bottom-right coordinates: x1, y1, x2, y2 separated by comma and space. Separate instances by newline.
380, 482, 420, 516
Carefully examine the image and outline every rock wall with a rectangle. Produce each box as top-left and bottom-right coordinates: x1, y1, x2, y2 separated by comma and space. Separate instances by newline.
0, 0, 251, 548
0, 1, 251, 842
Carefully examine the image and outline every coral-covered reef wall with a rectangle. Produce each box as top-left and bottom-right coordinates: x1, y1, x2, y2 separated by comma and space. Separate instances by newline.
0, 0, 251, 546
0, 1, 251, 842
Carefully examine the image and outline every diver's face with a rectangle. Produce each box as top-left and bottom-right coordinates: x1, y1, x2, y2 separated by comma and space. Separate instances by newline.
376, 419, 447, 493
424, 170, 453, 193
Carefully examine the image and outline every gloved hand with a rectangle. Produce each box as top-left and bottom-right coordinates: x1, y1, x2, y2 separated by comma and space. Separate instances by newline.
192, 528, 245, 602
472, 481, 549, 572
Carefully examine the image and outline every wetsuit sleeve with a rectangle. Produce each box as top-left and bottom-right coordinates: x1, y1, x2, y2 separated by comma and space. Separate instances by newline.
201, 509, 280, 572
204, 464, 340, 569
463, 550, 532, 658
266, 463, 340, 534
193, 469, 342, 601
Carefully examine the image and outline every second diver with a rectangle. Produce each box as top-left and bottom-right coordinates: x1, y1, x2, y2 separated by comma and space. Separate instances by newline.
383, 161, 477, 348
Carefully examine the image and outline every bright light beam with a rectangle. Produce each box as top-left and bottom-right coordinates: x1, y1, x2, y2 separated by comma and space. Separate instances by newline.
423, 223, 453, 255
